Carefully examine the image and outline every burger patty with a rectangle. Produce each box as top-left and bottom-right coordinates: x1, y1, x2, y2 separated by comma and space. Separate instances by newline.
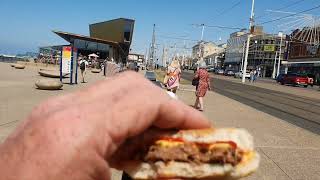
144, 143, 243, 166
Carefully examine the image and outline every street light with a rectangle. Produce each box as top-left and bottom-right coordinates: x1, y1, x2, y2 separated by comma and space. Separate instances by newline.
277, 31, 284, 77
242, 0, 255, 83
272, 51, 278, 79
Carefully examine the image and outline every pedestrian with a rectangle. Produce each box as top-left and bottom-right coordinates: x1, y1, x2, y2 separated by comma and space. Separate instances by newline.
250, 70, 254, 83
166, 59, 181, 94
79, 56, 89, 83
194, 61, 211, 112
253, 69, 257, 82
0, 71, 210, 180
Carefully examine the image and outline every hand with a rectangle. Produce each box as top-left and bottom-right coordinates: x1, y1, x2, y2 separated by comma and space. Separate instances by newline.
0, 71, 211, 180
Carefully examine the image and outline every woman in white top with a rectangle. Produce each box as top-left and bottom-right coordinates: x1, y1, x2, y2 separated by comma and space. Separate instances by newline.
166, 60, 181, 94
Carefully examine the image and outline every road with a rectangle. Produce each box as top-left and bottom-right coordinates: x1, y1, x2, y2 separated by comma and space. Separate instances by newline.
181, 71, 320, 135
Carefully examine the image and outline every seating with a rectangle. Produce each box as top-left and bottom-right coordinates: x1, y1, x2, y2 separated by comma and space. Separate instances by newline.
14, 64, 26, 69
91, 69, 101, 73
35, 79, 63, 90
38, 70, 68, 78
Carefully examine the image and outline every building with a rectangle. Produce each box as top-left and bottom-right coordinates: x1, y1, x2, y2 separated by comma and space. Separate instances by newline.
203, 43, 226, 68
128, 53, 145, 64
225, 29, 248, 70
284, 28, 320, 76
192, 41, 224, 59
248, 33, 287, 77
53, 18, 135, 64
225, 26, 287, 77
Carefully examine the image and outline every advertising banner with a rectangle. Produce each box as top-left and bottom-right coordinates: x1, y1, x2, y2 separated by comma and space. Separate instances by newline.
264, 45, 275, 52
62, 46, 72, 73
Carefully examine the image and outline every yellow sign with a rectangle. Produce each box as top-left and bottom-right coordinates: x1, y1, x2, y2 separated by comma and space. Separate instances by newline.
264, 45, 275, 52
62, 46, 72, 73
62, 46, 72, 59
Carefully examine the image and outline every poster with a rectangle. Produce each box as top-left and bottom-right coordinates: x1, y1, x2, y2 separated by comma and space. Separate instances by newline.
263, 45, 275, 52
62, 46, 72, 73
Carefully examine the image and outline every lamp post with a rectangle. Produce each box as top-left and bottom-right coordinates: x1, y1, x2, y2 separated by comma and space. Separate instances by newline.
242, 0, 255, 83
277, 31, 284, 77
272, 51, 278, 79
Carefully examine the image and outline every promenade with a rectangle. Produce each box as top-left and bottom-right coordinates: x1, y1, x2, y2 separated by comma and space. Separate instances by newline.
0, 63, 319, 179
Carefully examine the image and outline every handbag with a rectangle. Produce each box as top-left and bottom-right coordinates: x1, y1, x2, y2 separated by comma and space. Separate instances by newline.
192, 77, 199, 86
167, 75, 178, 87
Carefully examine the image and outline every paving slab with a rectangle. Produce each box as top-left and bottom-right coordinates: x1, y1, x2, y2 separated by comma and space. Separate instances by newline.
261, 147, 320, 180
245, 148, 291, 180
1, 63, 319, 180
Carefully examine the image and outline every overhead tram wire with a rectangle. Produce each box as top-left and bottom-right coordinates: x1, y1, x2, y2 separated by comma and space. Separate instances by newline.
190, 24, 245, 30
275, 0, 307, 11
212, 0, 242, 20
255, 0, 307, 21
257, 4, 320, 26
157, 35, 199, 42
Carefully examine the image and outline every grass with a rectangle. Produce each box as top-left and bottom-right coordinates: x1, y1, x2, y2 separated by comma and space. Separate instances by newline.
154, 70, 190, 85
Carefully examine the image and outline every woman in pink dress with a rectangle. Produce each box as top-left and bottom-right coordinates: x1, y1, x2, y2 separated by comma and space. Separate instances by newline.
194, 61, 211, 111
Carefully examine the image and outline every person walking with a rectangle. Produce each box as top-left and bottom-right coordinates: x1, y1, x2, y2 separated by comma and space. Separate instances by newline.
194, 61, 211, 112
253, 69, 257, 82
250, 70, 254, 83
79, 57, 89, 83
166, 59, 181, 94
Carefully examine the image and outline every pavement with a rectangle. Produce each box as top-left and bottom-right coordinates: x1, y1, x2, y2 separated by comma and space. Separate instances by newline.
0, 63, 320, 180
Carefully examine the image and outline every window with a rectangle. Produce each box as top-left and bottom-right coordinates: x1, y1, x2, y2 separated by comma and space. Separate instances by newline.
124, 21, 133, 42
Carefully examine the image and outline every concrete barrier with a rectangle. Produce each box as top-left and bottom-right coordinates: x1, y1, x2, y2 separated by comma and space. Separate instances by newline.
35, 79, 63, 90
14, 64, 26, 69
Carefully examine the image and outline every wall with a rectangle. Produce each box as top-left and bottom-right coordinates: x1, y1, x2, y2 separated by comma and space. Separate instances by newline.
89, 18, 134, 44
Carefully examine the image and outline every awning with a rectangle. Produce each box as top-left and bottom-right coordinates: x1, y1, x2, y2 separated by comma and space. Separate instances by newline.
53, 30, 125, 55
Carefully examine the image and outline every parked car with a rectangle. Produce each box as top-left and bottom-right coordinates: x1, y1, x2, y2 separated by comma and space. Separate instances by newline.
144, 71, 156, 81
144, 71, 163, 88
306, 73, 315, 87
279, 74, 309, 87
216, 69, 224, 75
234, 71, 250, 79
224, 70, 235, 76
207, 66, 215, 72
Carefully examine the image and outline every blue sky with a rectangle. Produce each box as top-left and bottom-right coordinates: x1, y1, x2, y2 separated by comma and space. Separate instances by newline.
0, 0, 319, 55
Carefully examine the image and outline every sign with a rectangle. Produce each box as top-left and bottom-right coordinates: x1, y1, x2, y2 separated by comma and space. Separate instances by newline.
264, 45, 275, 52
128, 54, 138, 61
62, 46, 72, 73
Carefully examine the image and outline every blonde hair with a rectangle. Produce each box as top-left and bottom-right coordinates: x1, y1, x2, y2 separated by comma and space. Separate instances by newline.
170, 60, 180, 68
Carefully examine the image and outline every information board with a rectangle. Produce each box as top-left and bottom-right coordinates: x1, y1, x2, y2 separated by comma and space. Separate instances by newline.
263, 45, 275, 52
62, 46, 72, 73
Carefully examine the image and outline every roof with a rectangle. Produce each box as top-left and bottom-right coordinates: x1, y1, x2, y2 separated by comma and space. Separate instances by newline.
53, 30, 126, 55
89, 18, 135, 26
53, 30, 119, 46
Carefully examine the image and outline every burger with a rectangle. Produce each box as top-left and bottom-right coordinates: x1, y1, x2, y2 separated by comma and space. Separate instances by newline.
120, 128, 260, 179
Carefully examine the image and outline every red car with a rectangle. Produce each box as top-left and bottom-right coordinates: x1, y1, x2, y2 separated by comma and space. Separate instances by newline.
280, 74, 309, 88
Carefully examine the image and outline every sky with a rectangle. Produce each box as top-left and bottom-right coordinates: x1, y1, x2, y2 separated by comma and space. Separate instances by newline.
0, 0, 319, 56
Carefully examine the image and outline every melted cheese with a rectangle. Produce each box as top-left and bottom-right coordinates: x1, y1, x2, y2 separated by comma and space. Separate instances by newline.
155, 139, 234, 150
209, 143, 232, 150
155, 140, 184, 147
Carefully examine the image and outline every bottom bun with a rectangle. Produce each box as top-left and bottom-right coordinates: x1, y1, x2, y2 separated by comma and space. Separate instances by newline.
124, 151, 260, 180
